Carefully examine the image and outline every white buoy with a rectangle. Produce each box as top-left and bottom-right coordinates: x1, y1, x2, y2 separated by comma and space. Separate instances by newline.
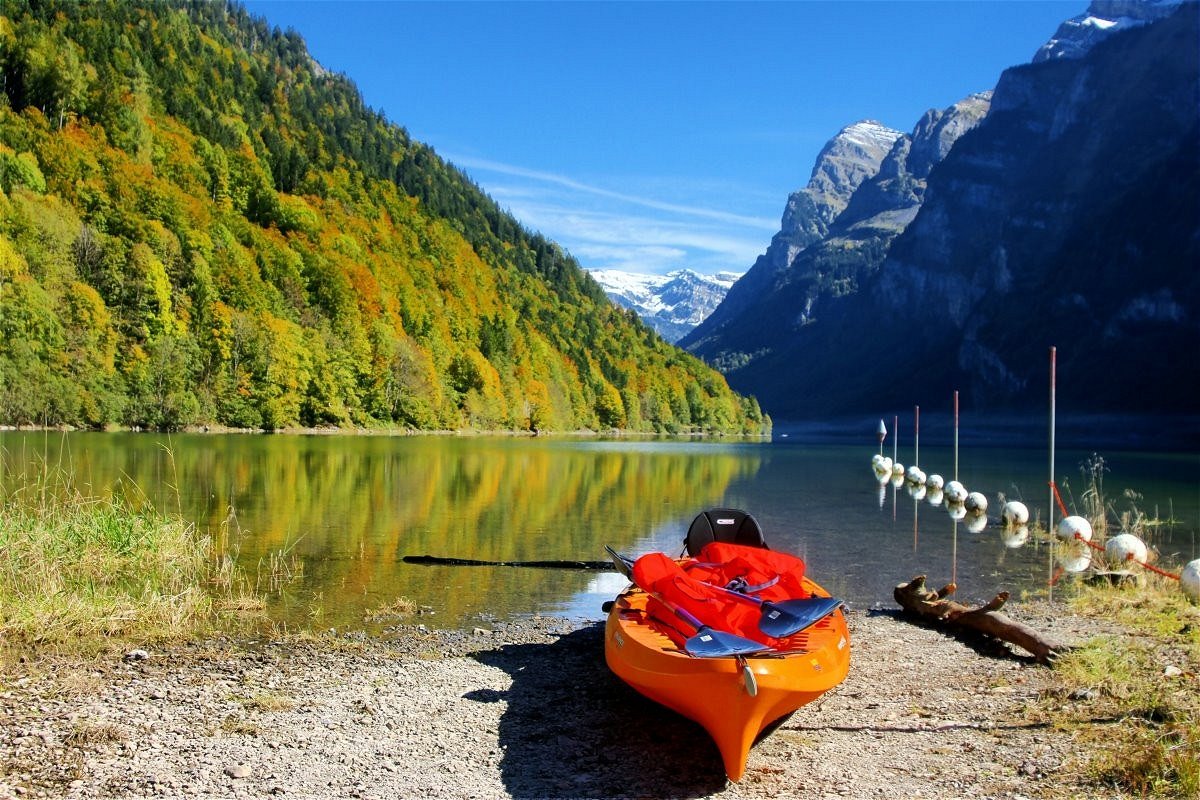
1182, 559, 1200, 604
944, 481, 967, 504
1002, 501, 1029, 527
1001, 525, 1029, 549
965, 492, 988, 514
872, 454, 892, 480
927, 474, 944, 490
1057, 515, 1093, 543
966, 513, 988, 533
891, 462, 905, 479
905, 465, 926, 485
1105, 533, 1148, 567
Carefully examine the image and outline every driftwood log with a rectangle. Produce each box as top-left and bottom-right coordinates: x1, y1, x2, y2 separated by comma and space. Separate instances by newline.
894, 575, 1067, 665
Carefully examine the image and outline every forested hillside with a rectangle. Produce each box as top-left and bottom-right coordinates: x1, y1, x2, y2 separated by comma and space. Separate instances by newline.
0, 0, 767, 434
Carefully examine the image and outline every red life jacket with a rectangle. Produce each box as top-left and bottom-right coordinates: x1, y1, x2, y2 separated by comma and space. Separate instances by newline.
631, 543, 809, 648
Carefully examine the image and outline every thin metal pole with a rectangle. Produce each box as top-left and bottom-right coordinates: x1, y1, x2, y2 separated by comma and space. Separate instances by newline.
892, 415, 899, 522
1049, 347, 1056, 529
914, 405, 920, 468
1049, 346, 1057, 599
953, 390, 959, 482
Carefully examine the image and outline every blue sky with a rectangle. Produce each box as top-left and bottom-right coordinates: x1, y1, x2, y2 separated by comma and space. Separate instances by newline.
242, 0, 1082, 276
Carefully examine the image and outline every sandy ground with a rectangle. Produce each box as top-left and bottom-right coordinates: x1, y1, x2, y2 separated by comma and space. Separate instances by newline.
1, 605, 1119, 800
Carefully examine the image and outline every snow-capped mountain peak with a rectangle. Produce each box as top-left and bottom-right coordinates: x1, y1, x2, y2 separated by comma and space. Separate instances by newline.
1033, 0, 1186, 62
588, 269, 741, 343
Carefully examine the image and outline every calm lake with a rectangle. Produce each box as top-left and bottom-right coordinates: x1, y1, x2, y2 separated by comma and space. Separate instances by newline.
3, 428, 1197, 633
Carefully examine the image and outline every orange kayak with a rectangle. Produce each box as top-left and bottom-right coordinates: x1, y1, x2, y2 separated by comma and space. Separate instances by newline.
604, 542, 851, 781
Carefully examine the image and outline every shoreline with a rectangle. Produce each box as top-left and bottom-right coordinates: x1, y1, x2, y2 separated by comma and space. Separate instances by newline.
0, 424, 770, 441
2, 605, 1117, 799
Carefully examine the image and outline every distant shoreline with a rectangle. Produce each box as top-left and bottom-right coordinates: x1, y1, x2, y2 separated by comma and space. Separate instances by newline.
4, 414, 1194, 450
0, 423, 770, 441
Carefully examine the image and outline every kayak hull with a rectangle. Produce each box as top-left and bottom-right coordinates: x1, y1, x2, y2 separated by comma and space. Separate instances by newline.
604, 574, 850, 781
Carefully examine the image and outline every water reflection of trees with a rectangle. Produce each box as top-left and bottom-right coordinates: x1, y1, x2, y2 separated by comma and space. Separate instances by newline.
3, 433, 760, 626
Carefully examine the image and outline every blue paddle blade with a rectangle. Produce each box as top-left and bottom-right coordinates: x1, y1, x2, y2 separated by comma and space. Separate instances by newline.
757, 597, 843, 638
685, 625, 771, 658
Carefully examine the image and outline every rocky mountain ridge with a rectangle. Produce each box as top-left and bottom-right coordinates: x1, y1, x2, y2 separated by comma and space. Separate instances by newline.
1034, 0, 1184, 61
682, 93, 991, 368
680, 121, 903, 351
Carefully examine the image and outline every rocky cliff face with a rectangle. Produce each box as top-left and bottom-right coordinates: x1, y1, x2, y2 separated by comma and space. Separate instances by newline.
869, 1, 1199, 413
683, 95, 990, 370
1034, 0, 1184, 61
686, 122, 903, 343
710, 2, 1199, 420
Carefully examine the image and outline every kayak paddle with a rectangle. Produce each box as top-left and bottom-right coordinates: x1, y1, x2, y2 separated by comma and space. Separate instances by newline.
607, 548, 842, 639
605, 546, 769, 658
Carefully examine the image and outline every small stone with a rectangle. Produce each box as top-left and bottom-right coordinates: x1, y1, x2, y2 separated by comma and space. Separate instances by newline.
1164, 665, 1183, 678
224, 764, 252, 779
124, 649, 150, 662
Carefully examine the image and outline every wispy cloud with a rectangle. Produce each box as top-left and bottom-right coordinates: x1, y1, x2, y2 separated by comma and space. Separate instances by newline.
451, 155, 778, 232
446, 153, 775, 276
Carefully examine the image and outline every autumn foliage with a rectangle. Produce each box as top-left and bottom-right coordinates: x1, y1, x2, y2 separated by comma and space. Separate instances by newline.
0, 0, 768, 434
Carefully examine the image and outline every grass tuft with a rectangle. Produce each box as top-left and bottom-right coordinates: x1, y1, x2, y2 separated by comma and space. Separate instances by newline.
1053, 578, 1200, 797
0, 466, 271, 663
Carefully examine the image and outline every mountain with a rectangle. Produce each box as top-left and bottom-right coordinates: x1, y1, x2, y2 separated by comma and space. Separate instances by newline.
687, 122, 903, 345
0, 0, 768, 434
683, 96, 990, 371
690, 1, 1199, 420
588, 269, 740, 343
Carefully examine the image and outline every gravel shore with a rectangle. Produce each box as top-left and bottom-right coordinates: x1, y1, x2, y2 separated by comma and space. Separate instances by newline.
2, 605, 1115, 800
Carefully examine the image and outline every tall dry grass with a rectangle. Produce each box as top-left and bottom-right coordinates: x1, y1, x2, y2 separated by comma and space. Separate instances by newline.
0, 464, 264, 660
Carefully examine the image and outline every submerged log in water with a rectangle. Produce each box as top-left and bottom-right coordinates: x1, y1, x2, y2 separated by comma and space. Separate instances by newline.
402, 555, 613, 570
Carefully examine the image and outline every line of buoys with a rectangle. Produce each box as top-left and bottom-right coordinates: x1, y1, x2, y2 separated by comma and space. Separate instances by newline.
867, 450, 990, 524
869, 445, 1198, 603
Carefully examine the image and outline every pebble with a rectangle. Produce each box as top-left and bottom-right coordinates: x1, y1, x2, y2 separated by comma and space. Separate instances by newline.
0, 609, 1116, 799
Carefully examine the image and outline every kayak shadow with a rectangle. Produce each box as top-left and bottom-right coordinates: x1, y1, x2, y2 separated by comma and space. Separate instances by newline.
466, 623, 731, 799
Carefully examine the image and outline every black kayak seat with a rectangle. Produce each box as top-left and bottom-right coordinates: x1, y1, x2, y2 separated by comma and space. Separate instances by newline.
684, 508, 768, 556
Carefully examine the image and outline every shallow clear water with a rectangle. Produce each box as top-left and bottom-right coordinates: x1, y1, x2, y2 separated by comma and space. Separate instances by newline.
3, 430, 1196, 631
